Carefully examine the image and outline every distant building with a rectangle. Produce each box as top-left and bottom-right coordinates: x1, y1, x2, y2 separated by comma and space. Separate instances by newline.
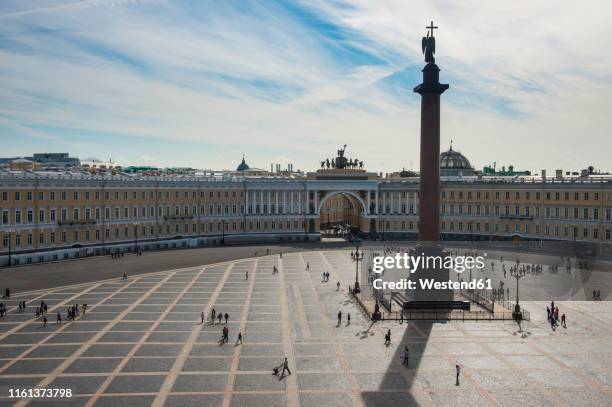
0, 153, 79, 170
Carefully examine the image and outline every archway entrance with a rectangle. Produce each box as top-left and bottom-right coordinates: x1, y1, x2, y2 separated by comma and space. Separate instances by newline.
319, 192, 363, 238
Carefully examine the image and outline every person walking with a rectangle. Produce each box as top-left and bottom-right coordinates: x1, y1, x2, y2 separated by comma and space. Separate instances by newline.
403, 346, 410, 367
200, 311, 205, 324
336, 281, 341, 291
236, 332, 243, 345
245, 271, 248, 280
224, 313, 229, 324
561, 313, 566, 328
57, 312, 62, 324
281, 357, 291, 376
211, 308, 216, 323
347, 313, 351, 325
123, 272, 127, 280
306, 262, 309, 271
221, 326, 229, 344
456, 364, 461, 385
42, 315, 48, 327
82, 304, 87, 315
337, 311, 342, 326
218, 313, 222, 324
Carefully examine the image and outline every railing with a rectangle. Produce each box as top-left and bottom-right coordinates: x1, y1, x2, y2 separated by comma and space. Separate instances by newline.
163, 215, 194, 220
377, 309, 529, 321
459, 289, 495, 313
57, 219, 97, 226
372, 287, 393, 312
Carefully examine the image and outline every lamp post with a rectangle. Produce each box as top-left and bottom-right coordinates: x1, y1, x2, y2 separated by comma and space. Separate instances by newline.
510, 262, 526, 305
133, 221, 140, 254
221, 220, 226, 245
352, 240, 364, 293
4, 229, 15, 267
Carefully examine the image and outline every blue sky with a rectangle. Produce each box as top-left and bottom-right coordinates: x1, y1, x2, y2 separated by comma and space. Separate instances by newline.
1, 0, 611, 173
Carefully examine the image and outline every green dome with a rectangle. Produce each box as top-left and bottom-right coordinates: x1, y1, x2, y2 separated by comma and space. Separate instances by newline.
237, 156, 250, 171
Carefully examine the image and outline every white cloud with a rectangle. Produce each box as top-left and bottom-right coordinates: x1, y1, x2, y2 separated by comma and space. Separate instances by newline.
0, 1, 611, 173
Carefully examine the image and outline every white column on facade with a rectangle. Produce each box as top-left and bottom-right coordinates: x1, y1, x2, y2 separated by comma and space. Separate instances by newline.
260, 190, 264, 214
367, 191, 371, 215
414, 192, 418, 215
298, 192, 302, 214
382, 192, 386, 214
245, 189, 249, 215
275, 190, 279, 214
290, 191, 294, 214
282, 191, 286, 214
375, 191, 379, 214
314, 190, 318, 214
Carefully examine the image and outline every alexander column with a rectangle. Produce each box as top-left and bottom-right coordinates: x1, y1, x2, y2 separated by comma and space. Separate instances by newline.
414, 21, 448, 241
408, 21, 452, 302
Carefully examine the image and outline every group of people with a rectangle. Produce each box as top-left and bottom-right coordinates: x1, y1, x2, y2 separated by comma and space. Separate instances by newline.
65, 303, 86, 322
592, 290, 603, 301
110, 252, 125, 259
321, 271, 331, 282
210, 308, 229, 325
35, 301, 48, 318
546, 301, 566, 329
337, 310, 351, 326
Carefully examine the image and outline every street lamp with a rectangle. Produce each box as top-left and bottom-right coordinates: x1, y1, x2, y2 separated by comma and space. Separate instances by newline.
510, 261, 527, 320
133, 221, 140, 253
221, 220, 226, 245
352, 240, 364, 293
4, 229, 15, 267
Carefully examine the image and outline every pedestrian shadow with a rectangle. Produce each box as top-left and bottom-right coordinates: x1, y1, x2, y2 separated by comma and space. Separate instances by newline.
356, 321, 375, 340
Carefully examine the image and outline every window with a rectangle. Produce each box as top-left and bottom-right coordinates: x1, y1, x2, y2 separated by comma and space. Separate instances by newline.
39, 209, 45, 222
1, 191, 7, 201
27, 210, 33, 223
15, 210, 21, 224
2, 210, 8, 224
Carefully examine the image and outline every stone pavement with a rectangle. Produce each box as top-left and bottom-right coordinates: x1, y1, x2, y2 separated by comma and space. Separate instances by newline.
0, 251, 611, 406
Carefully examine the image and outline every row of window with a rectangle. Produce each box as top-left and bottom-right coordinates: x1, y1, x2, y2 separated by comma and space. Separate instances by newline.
1, 189, 311, 203
442, 190, 603, 201
1, 220, 307, 248
441, 205, 611, 221
1, 201, 314, 224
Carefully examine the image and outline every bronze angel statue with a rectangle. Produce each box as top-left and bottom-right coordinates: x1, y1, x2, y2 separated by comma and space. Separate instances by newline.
421, 32, 435, 63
